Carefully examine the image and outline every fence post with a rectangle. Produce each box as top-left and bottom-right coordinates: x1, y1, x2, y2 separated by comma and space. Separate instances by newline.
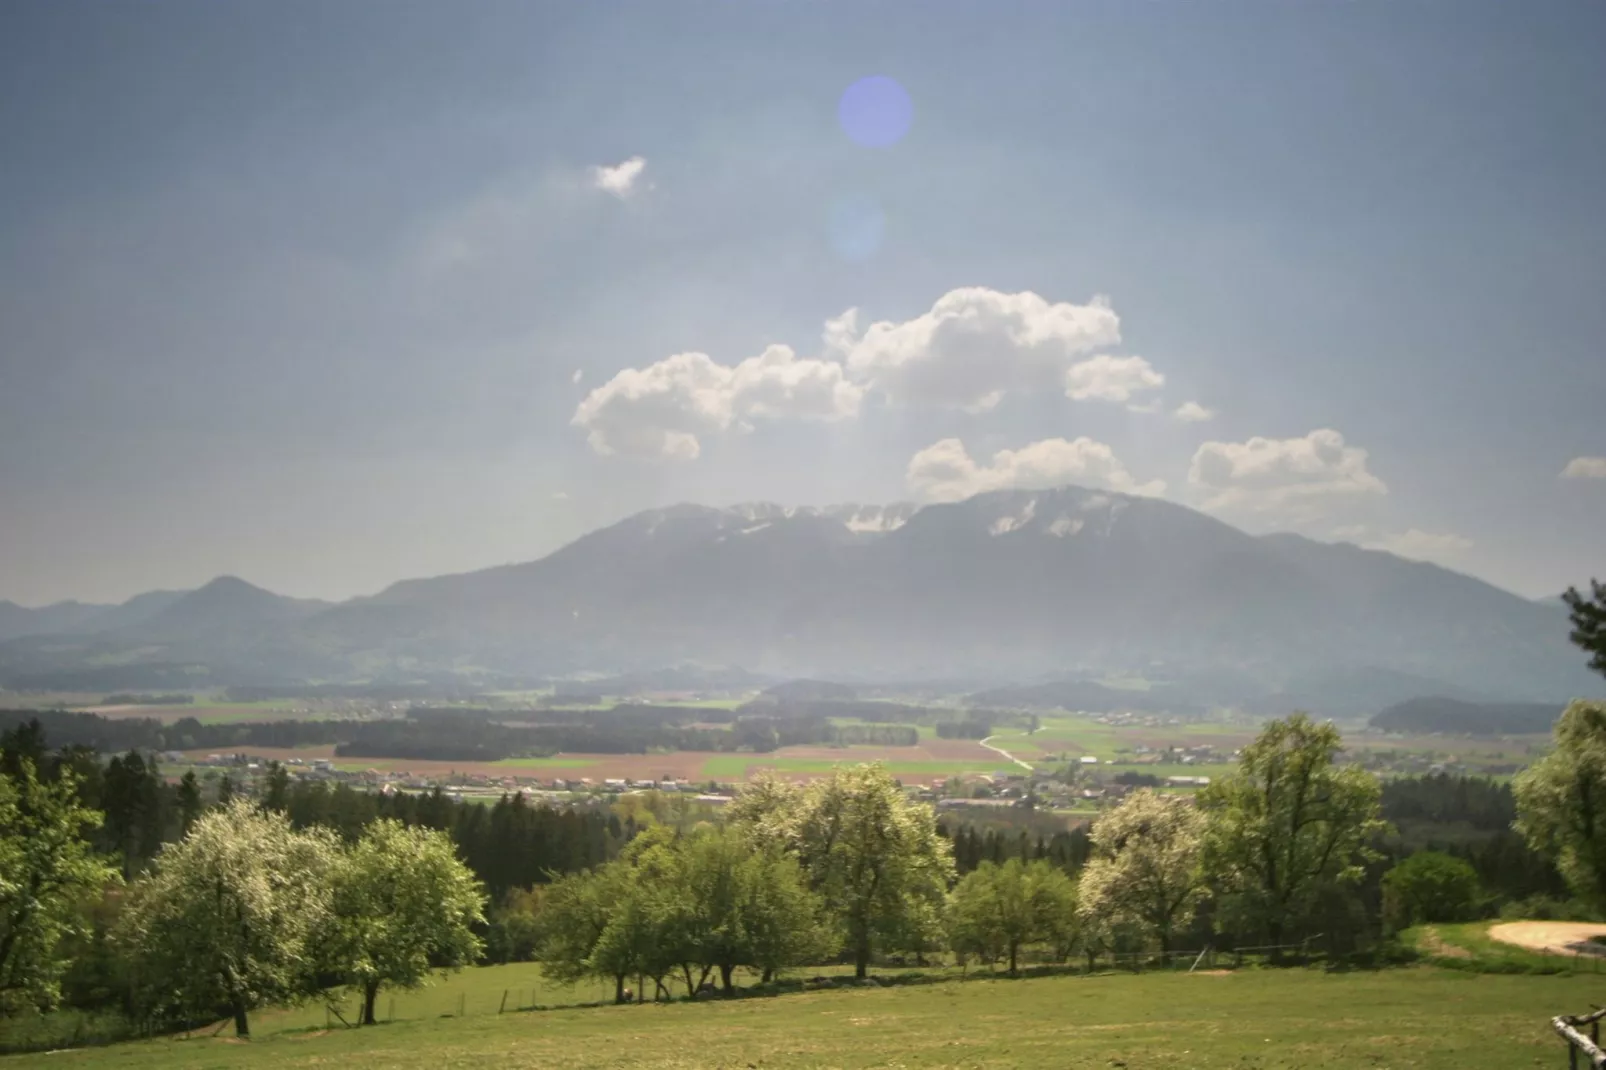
500, 989, 508, 1014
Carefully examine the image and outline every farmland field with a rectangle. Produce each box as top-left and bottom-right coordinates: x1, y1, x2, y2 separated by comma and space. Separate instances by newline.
18, 965, 1604, 1069
174, 739, 1008, 785
701, 740, 1007, 782
168, 718, 1550, 787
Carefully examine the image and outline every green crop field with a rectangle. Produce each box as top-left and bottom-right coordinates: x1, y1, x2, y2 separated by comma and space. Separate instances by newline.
18, 965, 1605, 1069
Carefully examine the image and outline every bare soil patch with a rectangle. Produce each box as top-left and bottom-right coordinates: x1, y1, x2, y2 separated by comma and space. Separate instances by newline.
1487, 921, 1606, 956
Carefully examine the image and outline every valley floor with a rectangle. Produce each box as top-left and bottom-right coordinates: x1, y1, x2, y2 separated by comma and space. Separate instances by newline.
20, 966, 1604, 1069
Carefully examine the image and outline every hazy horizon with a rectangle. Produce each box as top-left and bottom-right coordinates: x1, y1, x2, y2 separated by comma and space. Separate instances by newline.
4, 1, 1603, 606
0, 486, 1578, 610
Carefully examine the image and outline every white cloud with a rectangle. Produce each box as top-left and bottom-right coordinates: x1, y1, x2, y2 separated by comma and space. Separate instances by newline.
1363, 528, 1474, 562
571, 368, 584, 384
574, 286, 1172, 461
1064, 354, 1165, 403
1173, 401, 1215, 423
1331, 525, 1474, 565
1561, 456, 1606, 479
591, 156, 648, 198
906, 437, 1166, 503
822, 308, 860, 355
1188, 428, 1387, 515
571, 345, 863, 459
840, 288, 1123, 409
551, 491, 570, 500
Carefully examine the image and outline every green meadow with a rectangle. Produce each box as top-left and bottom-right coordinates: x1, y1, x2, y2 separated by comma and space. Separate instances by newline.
18, 964, 1602, 1069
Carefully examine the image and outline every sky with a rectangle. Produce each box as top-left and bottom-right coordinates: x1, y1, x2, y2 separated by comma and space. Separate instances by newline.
2, 1, 1603, 606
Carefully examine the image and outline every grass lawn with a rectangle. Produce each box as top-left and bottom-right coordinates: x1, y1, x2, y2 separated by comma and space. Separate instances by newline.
23, 966, 1604, 1069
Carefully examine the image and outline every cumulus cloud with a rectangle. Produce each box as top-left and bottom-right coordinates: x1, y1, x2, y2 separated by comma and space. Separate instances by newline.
591, 156, 648, 198
571, 345, 863, 459
1173, 401, 1215, 423
1188, 428, 1387, 514
905, 437, 1166, 503
1064, 354, 1165, 403
1364, 528, 1474, 561
1331, 525, 1474, 563
1561, 456, 1606, 479
574, 286, 1171, 460
840, 288, 1123, 409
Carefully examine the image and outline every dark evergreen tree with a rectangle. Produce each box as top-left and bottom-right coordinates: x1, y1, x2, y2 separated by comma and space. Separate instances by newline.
1563, 579, 1606, 678
176, 771, 203, 834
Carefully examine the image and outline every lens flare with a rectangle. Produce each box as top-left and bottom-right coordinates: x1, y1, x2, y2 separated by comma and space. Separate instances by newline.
838, 76, 912, 148
828, 194, 886, 262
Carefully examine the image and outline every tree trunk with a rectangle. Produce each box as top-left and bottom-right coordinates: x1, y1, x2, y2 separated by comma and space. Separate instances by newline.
614, 974, 626, 1004
232, 1002, 250, 1038
1008, 942, 1018, 978
855, 937, 871, 979
362, 980, 380, 1025
761, 967, 774, 984
719, 963, 734, 994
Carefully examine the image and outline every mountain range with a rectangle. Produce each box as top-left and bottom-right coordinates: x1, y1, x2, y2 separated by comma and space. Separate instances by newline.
0, 485, 1596, 714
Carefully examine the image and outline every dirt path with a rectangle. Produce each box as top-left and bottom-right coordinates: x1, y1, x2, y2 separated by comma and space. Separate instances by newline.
979, 735, 1034, 773
1488, 921, 1606, 956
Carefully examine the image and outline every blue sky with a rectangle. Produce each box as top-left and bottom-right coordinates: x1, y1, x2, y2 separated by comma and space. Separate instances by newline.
2, 1, 1603, 605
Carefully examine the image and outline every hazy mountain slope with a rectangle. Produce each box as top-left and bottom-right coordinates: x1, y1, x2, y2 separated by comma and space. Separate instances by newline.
124, 576, 328, 642
65, 589, 189, 634
0, 486, 1593, 699
0, 600, 110, 642
0, 578, 337, 690
341, 485, 1591, 695
1371, 696, 1565, 735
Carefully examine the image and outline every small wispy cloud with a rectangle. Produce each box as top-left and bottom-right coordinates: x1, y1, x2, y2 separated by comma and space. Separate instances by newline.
571, 369, 584, 384
1173, 401, 1215, 423
1560, 456, 1606, 480
592, 156, 648, 199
